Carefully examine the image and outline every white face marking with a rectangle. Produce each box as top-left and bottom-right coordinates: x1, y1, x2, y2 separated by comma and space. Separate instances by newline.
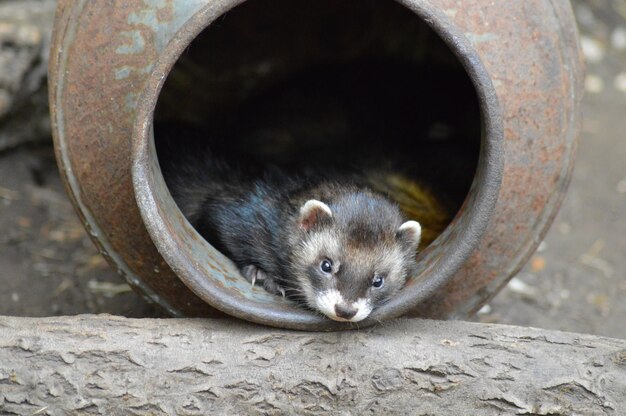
315, 289, 343, 320
351, 298, 373, 322
378, 246, 405, 283
299, 230, 340, 265
314, 289, 372, 322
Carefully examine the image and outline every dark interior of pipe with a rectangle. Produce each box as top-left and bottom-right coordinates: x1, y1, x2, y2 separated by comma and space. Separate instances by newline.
154, 0, 481, 251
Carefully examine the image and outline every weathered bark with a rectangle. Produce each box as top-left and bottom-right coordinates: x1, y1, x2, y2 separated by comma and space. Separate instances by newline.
0, 315, 624, 415
0, 0, 56, 151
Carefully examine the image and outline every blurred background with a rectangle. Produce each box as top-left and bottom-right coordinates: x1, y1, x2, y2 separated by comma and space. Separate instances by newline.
0, 0, 624, 338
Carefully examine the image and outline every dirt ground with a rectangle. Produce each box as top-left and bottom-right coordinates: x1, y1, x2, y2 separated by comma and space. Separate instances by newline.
0, 2, 624, 338
0, 146, 164, 318
474, 1, 626, 339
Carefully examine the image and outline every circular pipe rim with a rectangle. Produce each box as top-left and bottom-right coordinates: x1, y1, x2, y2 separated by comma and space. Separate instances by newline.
131, 0, 504, 330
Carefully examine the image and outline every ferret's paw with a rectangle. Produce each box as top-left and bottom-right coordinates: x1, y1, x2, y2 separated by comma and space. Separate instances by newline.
263, 279, 286, 298
241, 265, 285, 297
242, 265, 267, 287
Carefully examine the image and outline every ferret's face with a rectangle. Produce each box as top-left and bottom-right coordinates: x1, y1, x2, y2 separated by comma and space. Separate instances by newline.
292, 198, 421, 322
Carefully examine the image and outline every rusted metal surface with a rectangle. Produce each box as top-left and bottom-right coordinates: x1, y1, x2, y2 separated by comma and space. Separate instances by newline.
50, 0, 221, 317
131, 5, 503, 329
416, 0, 584, 318
49, 0, 582, 327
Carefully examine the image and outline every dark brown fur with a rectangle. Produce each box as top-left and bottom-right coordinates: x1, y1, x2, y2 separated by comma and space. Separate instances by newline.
157, 124, 420, 321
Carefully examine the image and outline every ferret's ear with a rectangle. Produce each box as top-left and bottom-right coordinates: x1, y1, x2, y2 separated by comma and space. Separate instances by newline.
299, 200, 333, 231
397, 220, 421, 249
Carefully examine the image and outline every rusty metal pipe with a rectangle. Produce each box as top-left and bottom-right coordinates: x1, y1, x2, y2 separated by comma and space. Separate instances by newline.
49, 0, 583, 328
131, 1, 503, 330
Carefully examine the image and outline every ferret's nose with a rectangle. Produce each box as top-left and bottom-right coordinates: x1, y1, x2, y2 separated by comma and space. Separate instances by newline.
335, 304, 357, 320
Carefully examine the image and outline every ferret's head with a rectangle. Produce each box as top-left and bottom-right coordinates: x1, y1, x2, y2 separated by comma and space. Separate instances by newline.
290, 192, 421, 322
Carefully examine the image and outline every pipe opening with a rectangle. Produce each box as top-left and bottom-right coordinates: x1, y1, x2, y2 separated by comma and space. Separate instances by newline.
133, 0, 502, 329
156, 0, 480, 250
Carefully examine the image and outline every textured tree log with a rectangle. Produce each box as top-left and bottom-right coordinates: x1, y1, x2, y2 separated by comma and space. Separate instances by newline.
0, 315, 625, 415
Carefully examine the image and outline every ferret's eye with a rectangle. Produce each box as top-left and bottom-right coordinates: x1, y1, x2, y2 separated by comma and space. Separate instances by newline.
372, 275, 385, 288
320, 259, 333, 274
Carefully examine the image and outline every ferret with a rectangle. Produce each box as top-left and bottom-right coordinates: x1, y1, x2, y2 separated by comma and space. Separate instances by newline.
157, 126, 421, 322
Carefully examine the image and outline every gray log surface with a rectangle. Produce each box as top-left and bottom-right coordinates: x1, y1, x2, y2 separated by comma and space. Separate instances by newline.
0, 315, 624, 415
